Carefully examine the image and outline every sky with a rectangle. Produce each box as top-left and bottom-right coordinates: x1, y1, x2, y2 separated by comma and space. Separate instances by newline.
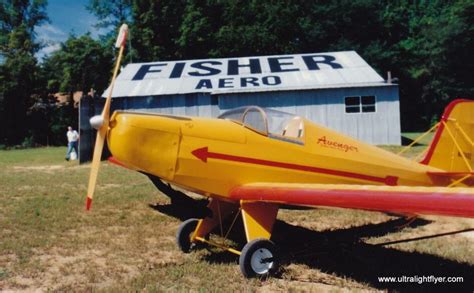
35, 0, 107, 60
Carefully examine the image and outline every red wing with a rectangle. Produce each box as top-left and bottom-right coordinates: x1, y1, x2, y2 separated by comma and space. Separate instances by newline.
229, 183, 474, 218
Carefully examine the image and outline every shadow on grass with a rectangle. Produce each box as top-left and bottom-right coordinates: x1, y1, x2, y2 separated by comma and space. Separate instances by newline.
150, 201, 474, 292
401, 134, 433, 147
402, 135, 421, 146
148, 199, 209, 221
273, 218, 474, 292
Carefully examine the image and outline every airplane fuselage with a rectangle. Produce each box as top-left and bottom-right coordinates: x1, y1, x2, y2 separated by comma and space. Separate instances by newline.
107, 110, 444, 201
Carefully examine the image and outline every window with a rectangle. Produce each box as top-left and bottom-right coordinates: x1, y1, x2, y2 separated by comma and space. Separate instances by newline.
242, 107, 267, 134
345, 96, 360, 113
361, 96, 376, 112
218, 106, 304, 144
344, 95, 376, 113
219, 106, 268, 134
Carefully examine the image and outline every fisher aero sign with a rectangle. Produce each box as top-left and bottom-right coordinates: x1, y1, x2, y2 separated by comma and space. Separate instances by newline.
103, 51, 385, 97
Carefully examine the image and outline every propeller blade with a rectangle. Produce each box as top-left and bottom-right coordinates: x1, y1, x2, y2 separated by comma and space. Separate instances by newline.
115, 24, 129, 48
85, 125, 107, 210
85, 23, 128, 211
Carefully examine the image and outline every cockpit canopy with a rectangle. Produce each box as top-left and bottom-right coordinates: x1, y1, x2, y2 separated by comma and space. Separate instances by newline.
218, 106, 304, 140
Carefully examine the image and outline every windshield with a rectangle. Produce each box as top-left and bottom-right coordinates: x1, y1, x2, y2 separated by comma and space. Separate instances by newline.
218, 106, 304, 139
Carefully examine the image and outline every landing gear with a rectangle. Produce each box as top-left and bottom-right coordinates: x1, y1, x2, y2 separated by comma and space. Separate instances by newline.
239, 238, 279, 278
175, 199, 280, 278
176, 218, 199, 253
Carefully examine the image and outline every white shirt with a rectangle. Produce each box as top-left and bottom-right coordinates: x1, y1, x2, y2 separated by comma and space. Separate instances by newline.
67, 130, 79, 142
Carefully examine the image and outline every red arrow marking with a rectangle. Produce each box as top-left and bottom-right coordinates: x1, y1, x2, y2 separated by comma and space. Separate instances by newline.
108, 156, 129, 169
191, 147, 398, 186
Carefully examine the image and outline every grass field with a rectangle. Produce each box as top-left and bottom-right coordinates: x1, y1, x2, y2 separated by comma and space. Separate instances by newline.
401, 132, 435, 147
1, 146, 473, 292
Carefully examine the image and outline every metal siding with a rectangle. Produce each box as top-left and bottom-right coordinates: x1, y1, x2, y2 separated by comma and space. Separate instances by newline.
216, 86, 400, 145
172, 96, 186, 115
385, 86, 401, 145
101, 93, 222, 118
196, 94, 211, 116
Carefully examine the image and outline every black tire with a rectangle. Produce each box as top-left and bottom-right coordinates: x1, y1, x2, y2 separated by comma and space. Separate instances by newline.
176, 218, 199, 253
239, 238, 279, 278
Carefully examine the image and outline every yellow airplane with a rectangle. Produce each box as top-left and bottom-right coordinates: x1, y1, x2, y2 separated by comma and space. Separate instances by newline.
85, 24, 474, 278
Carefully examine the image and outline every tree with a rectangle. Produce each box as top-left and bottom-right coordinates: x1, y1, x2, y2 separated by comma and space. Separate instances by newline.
35, 35, 113, 146
420, 1, 474, 118
87, 0, 134, 62
379, 1, 474, 130
207, 0, 302, 57
0, 0, 48, 145
42, 34, 113, 96
87, 0, 132, 31
130, 0, 187, 61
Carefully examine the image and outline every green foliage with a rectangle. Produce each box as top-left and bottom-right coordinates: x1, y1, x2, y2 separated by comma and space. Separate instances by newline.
382, 1, 474, 129
0, 0, 48, 145
87, 0, 132, 30
0, 0, 48, 54
42, 34, 113, 94
128, 0, 187, 61
26, 95, 76, 146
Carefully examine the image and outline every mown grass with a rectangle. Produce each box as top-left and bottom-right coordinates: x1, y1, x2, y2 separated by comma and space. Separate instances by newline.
381, 132, 435, 160
402, 132, 435, 146
0, 146, 473, 292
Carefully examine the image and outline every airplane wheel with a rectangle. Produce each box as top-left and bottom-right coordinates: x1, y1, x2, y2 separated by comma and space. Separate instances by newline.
176, 218, 199, 253
239, 238, 279, 278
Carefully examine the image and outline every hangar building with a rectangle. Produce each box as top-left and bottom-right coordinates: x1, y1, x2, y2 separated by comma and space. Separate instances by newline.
79, 51, 400, 162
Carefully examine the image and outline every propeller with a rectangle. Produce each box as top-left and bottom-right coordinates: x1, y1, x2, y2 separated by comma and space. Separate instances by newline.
85, 23, 128, 211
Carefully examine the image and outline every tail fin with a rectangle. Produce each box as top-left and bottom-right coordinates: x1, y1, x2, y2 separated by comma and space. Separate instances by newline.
421, 99, 474, 172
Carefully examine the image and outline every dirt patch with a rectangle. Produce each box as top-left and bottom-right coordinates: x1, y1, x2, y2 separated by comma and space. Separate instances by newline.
258, 275, 375, 293
417, 216, 474, 239
1, 246, 182, 291
461, 232, 474, 241
12, 165, 65, 173
97, 183, 122, 190
68, 164, 90, 169
17, 185, 34, 191
0, 253, 17, 265
280, 264, 372, 291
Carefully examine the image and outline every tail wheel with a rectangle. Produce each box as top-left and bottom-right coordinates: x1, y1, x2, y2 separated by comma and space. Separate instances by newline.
176, 218, 199, 253
239, 238, 279, 278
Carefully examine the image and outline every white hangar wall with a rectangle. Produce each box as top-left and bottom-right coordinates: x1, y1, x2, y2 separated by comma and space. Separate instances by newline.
121, 93, 220, 117
217, 86, 401, 145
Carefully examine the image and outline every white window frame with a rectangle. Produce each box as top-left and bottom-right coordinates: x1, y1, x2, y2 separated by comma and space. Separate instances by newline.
344, 95, 377, 114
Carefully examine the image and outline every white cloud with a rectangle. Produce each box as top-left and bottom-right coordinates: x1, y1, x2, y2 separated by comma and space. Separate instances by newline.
33, 18, 110, 60
42, 43, 61, 55
34, 24, 66, 60
36, 43, 61, 60
79, 18, 111, 39
35, 23, 67, 42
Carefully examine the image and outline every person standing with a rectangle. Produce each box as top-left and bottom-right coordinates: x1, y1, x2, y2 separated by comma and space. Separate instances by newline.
66, 126, 79, 161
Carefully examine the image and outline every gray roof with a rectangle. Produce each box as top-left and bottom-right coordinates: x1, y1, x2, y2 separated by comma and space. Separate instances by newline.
103, 51, 387, 97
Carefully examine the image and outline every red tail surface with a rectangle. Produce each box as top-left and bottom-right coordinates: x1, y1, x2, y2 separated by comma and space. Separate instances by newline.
421, 99, 474, 173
